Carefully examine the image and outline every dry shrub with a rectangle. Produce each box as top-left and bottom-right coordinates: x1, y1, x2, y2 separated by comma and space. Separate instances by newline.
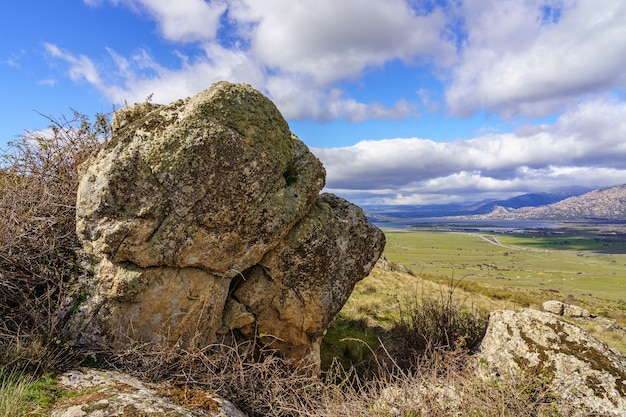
100, 335, 572, 417
366, 356, 569, 417
101, 339, 328, 417
387, 278, 489, 370
91, 276, 566, 417
0, 110, 109, 372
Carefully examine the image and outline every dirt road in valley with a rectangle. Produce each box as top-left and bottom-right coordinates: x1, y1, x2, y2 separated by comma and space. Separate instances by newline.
470, 233, 545, 252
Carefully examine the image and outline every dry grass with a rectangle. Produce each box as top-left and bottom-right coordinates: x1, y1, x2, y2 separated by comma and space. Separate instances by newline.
97, 333, 574, 417
387, 283, 488, 371
90, 267, 574, 417
0, 339, 576, 417
345, 265, 518, 326
0, 371, 34, 417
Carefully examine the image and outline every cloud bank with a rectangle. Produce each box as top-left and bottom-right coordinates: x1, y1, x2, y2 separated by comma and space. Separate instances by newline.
447, 0, 626, 118
49, 0, 626, 121
315, 97, 626, 204
45, 0, 626, 204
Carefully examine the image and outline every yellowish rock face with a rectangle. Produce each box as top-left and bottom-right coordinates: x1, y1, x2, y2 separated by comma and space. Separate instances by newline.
71, 81, 384, 368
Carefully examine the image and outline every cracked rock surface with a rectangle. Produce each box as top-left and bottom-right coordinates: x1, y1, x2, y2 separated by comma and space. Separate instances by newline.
71, 82, 385, 367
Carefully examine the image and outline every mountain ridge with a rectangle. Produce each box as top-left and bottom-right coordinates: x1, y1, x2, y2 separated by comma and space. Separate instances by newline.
470, 184, 626, 220
472, 192, 576, 214
363, 190, 588, 222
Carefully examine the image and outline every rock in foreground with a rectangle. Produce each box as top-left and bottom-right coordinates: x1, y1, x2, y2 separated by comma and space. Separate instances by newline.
477, 308, 626, 416
77, 82, 325, 273
232, 193, 385, 365
70, 82, 385, 368
51, 368, 246, 417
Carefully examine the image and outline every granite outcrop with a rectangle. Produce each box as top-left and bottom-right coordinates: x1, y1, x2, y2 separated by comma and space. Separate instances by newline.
70, 81, 385, 368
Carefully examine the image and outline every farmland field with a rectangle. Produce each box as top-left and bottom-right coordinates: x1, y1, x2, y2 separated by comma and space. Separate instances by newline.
382, 229, 626, 308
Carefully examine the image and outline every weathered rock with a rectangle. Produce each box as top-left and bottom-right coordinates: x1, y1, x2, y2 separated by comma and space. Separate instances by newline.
77, 81, 325, 273
71, 81, 385, 366
543, 300, 591, 318
71, 258, 230, 348
232, 193, 385, 367
476, 308, 626, 416
50, 368, 246, 417
374, 384, 461, 416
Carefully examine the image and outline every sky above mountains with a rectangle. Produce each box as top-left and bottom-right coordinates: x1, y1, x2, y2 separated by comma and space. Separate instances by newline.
2, 0, 626, 205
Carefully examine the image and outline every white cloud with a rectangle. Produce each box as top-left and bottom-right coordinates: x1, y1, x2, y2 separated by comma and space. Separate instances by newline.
101, 43, 265, 104
231, 0, 456, 86
142, 0, 228, 42
447, 0, 626, 118
66, 0, 454, 122
46, 42, 418, 123
44, 43, 103, 87
47, 0, 626, 206
266, 77, 415, 122
85, 0, 228, 42
3, 50, 26, 68
61, 0, 626, 125
37, 79, 58, 86
315, 97, 626, 204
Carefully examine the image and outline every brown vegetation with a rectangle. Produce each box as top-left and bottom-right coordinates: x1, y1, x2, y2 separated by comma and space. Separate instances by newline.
98, 323, 572, 417
387, 279, 488, 370
0, 110, 110, 372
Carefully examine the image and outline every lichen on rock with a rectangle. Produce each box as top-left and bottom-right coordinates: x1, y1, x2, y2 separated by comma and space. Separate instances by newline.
543, 299, 591, 318
233, 193, 385, 368
477, 308, 626, 416
70, 81, 385, 368
76, 81, 325, 274
51, 368, 246, 417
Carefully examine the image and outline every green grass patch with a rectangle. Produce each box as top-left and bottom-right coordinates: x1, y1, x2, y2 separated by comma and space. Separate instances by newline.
322, 263, 501, 371
320, 316, 382, 371
382, 229, 626, 309
323, 227, 626, 366
500, 232, 626, 254
0, 372, 34, 417
421, 273, 539, 308
0, 371, 61, 416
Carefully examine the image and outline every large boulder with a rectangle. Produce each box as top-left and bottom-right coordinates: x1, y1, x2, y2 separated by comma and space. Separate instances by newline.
476, 309, 626, 416
70, 82, 385, 367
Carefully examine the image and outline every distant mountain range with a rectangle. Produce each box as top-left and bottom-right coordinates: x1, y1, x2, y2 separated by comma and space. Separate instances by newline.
365, 184, 626, 223
470, 192, 575, 214
469, 184, 626, 220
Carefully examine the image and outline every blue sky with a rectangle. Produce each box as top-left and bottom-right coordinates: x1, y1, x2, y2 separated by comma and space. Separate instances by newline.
2, 0, 626, 205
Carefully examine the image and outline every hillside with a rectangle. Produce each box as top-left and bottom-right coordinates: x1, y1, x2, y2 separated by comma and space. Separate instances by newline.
474, 184, 626, 220
471, 192, 579, 214
364, 191, 583, 222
